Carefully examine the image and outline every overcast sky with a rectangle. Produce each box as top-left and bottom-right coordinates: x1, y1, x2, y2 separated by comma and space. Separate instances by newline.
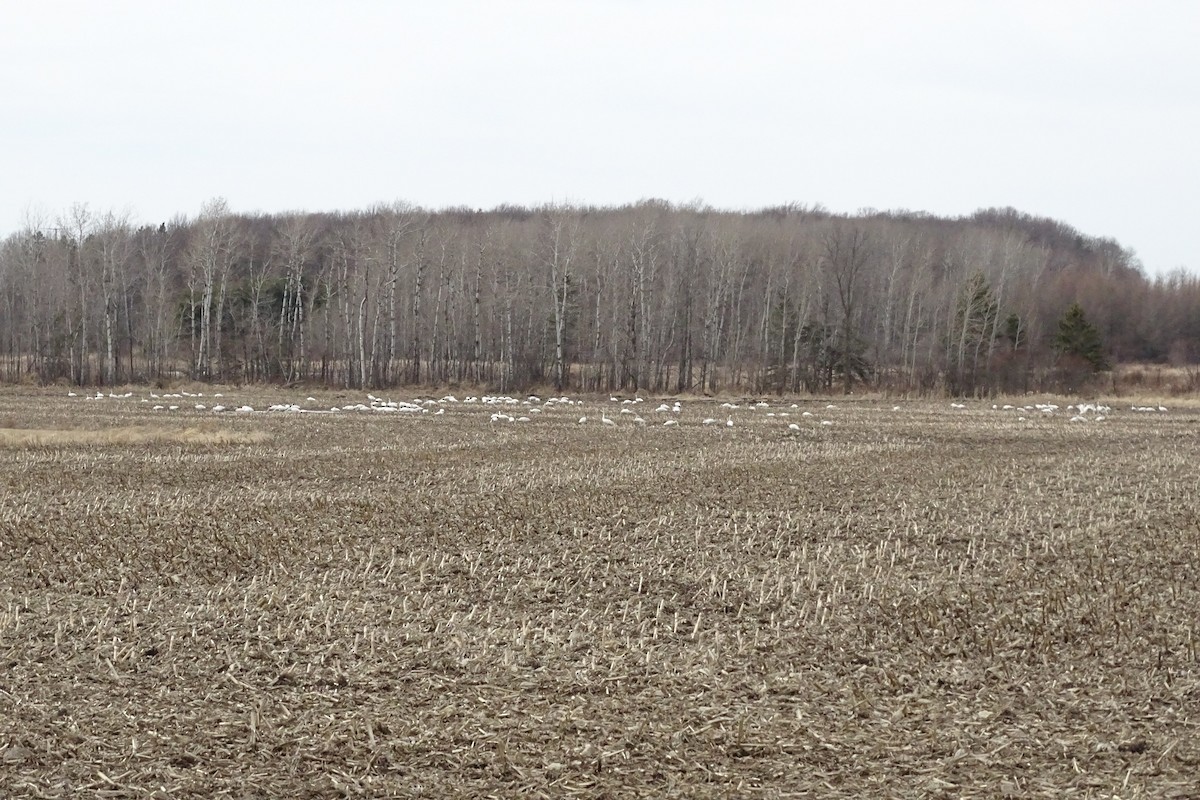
2, 1, 1197, 274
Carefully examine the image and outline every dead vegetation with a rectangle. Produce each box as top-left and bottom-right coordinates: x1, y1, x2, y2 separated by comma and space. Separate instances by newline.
0, 424, 269, 447
1, 391, 1198, 797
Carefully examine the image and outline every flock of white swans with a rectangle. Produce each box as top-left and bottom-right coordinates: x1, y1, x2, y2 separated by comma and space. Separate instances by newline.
64, 388, 1173, 430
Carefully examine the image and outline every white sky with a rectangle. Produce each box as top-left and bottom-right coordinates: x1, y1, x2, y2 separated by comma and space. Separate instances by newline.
2, 1, 1197, 274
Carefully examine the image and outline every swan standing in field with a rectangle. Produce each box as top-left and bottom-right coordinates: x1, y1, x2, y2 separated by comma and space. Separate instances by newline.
601, 414, 616, 427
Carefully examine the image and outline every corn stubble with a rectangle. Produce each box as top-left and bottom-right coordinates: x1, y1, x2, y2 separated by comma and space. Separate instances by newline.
1, 394, 1198, 798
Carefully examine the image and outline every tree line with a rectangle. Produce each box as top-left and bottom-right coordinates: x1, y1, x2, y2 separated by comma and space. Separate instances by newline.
0, 199, 1195, 395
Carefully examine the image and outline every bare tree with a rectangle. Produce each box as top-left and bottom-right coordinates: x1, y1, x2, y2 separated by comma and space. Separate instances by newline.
820, 224, 873, 394
540, 207, 580, 391
93, 211, 134, 384
0, 200, 1174, 394
187, 199, 235, 380
60, 203, 96, 384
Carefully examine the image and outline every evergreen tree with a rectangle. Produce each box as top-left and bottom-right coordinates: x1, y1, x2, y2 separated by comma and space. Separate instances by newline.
1003, 312, 1023, 350
1054, 303, 1109, 371
948, 272, 1000, 393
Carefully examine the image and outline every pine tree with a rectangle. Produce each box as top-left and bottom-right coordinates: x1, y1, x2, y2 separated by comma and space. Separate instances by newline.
1003, 313, 1023, 350
1054, 303, 1109, 371
948, 272, 1000, 393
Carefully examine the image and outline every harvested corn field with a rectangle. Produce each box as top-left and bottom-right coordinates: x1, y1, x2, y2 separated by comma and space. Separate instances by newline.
2, 389, 1199, 798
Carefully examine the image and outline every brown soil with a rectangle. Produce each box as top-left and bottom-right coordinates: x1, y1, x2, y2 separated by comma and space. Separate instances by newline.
1, 391, 1197, 797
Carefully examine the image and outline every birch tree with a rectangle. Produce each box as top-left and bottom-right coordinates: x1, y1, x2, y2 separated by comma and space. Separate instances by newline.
541, 207, 580, 391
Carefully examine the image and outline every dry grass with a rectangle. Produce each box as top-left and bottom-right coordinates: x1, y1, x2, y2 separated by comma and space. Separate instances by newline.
1113, 363, 1200, 399
0, 424, 269, 447
1, 390, 1199, 797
